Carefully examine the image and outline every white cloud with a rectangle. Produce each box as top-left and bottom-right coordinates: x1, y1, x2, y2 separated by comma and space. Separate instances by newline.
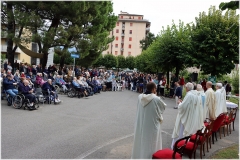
112, 0, 238, 35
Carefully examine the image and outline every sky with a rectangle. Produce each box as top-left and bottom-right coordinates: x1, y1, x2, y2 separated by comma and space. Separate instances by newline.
112, 0, 236, 35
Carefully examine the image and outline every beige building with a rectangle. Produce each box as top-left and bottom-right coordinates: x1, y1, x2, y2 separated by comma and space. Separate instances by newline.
1, 24, 53, 66
1, 30, 30, 63
102, 11, 151, 57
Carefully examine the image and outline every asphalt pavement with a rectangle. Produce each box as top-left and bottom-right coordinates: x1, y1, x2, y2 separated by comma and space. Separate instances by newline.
1, 90, 239, 159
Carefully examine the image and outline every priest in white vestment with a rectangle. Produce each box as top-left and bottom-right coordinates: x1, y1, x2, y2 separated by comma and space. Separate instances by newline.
132, 82, 166, 159
171, 82, 204, 149
197, 84, 206, 123
203, 81, 216, 120
215, 83, 227, 117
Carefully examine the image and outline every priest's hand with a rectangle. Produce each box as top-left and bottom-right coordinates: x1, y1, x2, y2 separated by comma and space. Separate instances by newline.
178, 99, 182, 104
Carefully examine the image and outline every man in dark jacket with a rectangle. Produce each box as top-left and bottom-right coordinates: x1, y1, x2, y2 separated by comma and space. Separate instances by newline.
42, 79, 61, 103
3, 75, 18, 97
19, 79, 36, 108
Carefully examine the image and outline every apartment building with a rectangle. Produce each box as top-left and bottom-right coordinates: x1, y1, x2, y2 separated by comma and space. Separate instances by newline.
103, 11, 151, 57
1, 24, 53, 66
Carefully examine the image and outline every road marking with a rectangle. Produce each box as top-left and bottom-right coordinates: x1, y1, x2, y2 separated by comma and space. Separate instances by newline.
76, 130, 172, 159
76, 133, 134, 159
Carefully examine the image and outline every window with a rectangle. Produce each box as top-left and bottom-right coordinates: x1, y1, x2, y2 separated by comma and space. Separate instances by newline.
128, 52, 131, 56
115, 44, 118, 48
115, 51, 118, 55
138, 16, 141, 19
121, 52, 123, 56
117, 22, 119, 26
116, 36, 118, 40
128, 44, 131, 48
129, 37, 132, 41
130, 23, 133, 26
120, 16, 123, 19
116, 29, 119, 33
107, 51, 109, 54
129, 30, 132, 34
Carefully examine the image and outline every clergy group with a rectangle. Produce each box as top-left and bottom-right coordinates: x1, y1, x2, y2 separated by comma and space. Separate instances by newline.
131, 81, 227, 159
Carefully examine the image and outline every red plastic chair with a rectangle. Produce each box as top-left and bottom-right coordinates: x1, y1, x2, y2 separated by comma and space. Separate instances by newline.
152, 135, 191, 159
176, 129, 203, 159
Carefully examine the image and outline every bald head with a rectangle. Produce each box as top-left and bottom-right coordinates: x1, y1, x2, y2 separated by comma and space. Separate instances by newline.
23, 80, 29, 85
206, 81, 212, 89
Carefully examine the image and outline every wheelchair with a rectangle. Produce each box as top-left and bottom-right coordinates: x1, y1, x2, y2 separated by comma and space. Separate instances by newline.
12, 91, 40, 110
42, 89, 61, 104
67, 83, 84, 98
53, 83, 69, 95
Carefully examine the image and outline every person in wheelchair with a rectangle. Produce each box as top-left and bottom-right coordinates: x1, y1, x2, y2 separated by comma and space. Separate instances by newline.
3, 75, 18, 98
20, 80, 36, 108
42, 79, 61, 103
72, 77, 88, 97
55, 75, 68, 93
93, 76, 102, 93
26, 76, 35, 89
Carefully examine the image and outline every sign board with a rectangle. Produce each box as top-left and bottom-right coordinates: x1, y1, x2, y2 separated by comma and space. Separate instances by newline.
71, 53, 79, 58
208, 76, 216, 85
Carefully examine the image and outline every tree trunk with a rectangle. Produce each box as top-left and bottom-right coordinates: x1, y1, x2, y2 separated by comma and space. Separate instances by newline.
167, 70, 170, 87
7, 3, 14, 67
175, 67, 180, 81
41, 52, 48, 70
60, 56, 65, 68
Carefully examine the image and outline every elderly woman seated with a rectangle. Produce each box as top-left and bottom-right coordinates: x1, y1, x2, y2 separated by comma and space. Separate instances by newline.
55, 75, 68, 93
92, 76, 102, 93
36, 73, 46, 86
72, 77, 88, 97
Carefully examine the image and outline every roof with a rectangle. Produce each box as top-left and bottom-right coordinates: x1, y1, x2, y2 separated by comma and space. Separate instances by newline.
118, 19, 151, 24
118, 13, 143, 16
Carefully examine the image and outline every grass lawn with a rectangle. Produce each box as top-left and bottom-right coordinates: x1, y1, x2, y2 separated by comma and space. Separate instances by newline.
229, 97, 239, 105
210, 144, 239, 159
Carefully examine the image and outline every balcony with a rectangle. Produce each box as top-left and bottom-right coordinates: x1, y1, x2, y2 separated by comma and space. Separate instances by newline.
1, 44, 22, 53
121, 33, 125, 36
122, 26, 125, 30
146, 27, 150, 31
121, 48, 124, 51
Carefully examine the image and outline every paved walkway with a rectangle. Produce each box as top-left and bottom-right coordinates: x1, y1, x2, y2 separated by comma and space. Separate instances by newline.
1, 90, 239, 159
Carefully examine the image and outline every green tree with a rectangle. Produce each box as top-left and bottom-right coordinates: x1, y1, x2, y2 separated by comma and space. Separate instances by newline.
191, 6, 239, 76
219, 1, 239, 10
1, 1, 38, 67
150, 20, 193, 78
102, 54, 117, 69
2, 1, 117, 70
92, 54, 104, 67
116, 55, 126, 69
139, 32, 156, 51
53, 52, 73, 65
125, 56, 135, 70
76, 1, 117, 67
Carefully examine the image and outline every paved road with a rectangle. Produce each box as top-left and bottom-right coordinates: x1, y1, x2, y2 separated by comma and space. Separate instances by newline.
1, 90, 239, 159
